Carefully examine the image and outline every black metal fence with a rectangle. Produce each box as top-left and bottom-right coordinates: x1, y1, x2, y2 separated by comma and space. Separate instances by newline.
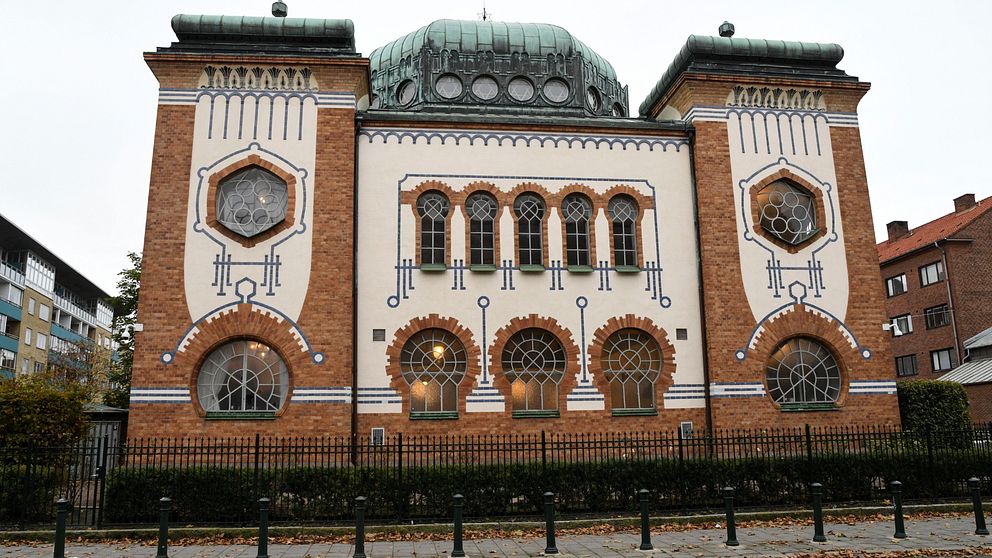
2, 424, 991, 528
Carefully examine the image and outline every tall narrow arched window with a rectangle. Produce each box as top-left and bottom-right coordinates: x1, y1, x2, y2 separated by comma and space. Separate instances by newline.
400, 329, 466, 415
608, 195, 639, 268
417, 191, 449, 266
513, 194, 545, 268
466, 192, 498, 267
562, 194, 592, 267
501, 328, 566, 414
601, 329, 661, 411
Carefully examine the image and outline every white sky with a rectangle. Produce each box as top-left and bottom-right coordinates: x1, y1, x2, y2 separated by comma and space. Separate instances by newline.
1, 0, 990, 296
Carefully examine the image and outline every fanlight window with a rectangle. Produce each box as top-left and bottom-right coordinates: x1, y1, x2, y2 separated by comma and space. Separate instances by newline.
216, 166, 289, 238
417, 191, 449, 266
399, 329, 466, 414
562, 194, 592, 267
608, 195, 639, 267
197, 340, 288, 413
601, 329, 661, 410
765, 337, 841, 405
466, 192, 498, 266
514, 194, 545, 267
501, 328, 566, 412
757, 180, 818, 245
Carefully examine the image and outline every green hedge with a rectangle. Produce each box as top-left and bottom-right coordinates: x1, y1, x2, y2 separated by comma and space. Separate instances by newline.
0, 465, 62, 525
898, 380, 972, 437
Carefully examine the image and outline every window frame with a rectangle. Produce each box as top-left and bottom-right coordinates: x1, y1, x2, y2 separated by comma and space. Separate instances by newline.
399, 328, 467, 418
924, 304, 951, 330
465, 191, 499, 269
885, 274, 908, 297
24, 328, 32, 346
765, 337, 843, 409
561, 193, 593, 269
513, 193, 547, 270
890, 314, 913, 336
416, 191, 450, 269
895, 354, 918, 377
931, 348, 956, 372
919, 261, 945, 287
608, 195, 640, 270
601, 328, 662, 414
196, 339, 289, 418
27, 297, 35, 315
501, 328, 566, 416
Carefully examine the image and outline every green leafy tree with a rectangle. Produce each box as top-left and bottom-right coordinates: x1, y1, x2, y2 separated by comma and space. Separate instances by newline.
104, 252, 141, 409
0, 374, 89, 450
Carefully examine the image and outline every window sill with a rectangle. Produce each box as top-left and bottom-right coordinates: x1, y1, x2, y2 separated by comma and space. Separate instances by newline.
567, 265, 594, 274
615, 265, 641, 274
612, 408, 658, 417
779, 403, 838, 413
205, 412, 277, 421
512, 410, 560, 419
519, 264, 546, 273
469, 264, 497, 273
410, 411, 459, 420
420, 263, 447, 272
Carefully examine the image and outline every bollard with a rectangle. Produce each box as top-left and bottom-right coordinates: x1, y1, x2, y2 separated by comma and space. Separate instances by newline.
452, 494, 466, 557
890, 481, 906, 539
256, 498, 270, 558
156, 497, 171, 558
544, 492, 559, 555
638, 489, 653, 551
354, 496, 367, 558
969, 478, 989, 536
723, 486, 739, 547
811, 483, 826, 543
53, 498, 68, 558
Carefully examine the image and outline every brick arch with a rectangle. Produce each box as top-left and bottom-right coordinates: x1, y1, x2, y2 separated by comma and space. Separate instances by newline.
747, 305, 855, 408
179, 304, 308, 418
206, 154, 299, 248
506, 184, 553, 267
747, 169, 829, 254
489, 315, 581, 413
385, 314, 482, 417
401, 180, 457, 266
588, 315, 676, 413
459, 182, 503, 266
603, 185, 652, 268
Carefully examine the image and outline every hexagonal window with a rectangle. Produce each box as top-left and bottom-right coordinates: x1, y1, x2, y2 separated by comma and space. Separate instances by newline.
216, 166, 289, 238
471, 75, 499, 100
435, 74, 463, 99
508, 77, 535, 102
757, 180, 819, 245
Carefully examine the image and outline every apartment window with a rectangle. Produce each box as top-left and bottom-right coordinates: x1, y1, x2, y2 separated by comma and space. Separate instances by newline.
895, 355, 918, 377
417, 191, 449, 266
27, 297, 35, 315
514, 194, 545, 267
0, 349, 14, 371
34, 361, 44, 373
924, 304, 950, 329
931, 348, 956, 372
885, 274, 907, 297
919, 261, 944, 287
466, 192, 497, 267
608, 195, 639, 267
36, 333, 46, 350
24, 328, 32, 346
20, 358, 28, 375
38, 304, 49, 322
104, 337, 111, 349
561, 194, 592, 267
890, 314, 913, 336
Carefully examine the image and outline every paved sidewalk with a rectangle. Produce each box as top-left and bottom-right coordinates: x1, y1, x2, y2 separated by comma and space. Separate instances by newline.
4, 515, 992, 557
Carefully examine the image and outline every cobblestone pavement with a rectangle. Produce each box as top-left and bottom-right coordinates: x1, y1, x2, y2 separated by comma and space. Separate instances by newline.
4, 515, 992, 557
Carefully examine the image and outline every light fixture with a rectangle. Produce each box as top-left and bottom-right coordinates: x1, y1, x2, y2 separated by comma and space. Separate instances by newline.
432, 345, 445, 359
882, 323, 904, 337
421, 379, 429, 386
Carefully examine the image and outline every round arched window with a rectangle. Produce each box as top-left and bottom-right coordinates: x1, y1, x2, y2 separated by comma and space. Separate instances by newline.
197, 340, 288, 413
471, 75, 499, 100
501, 328, 566, 413
757, 180, 818, 246
435, 74, 463, 99
585, 86, 601, 112
396, 80, 417, 105
400, 329, 466, 415
216, 166, 289, 238
601, 329, 661, 410
765, 337, 841, 405
543, 78, 570, 103
612, 103, 625, 117
508, 77, 535, 102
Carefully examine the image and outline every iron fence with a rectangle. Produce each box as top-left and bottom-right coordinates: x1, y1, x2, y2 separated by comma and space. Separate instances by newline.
1, 424, 991, 528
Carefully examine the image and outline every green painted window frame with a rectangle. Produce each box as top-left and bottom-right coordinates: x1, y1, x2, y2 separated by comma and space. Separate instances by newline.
469, 264, 497, 272
205, 411, 277, 421
512, 409, 560, 419
612, 408, 658, 417
779, 402, 838, 412
615, 265, 640, 273
567, 265, 594, 273
410, 411, 459, 421
519, 264, 546, 273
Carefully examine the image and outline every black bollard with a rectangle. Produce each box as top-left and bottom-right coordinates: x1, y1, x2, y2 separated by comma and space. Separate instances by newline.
53, 498, 68, 558
452, 494, 466, 557
256, 498, 270, 558
969, 478, 989, 536
638, 489, 653, 551
156, 497, 171, 558
723, 487, 739, 546
811, 483, 826, 543
354, 496, 367, 558
890, 481, 906, 539
544, 492, 559, 555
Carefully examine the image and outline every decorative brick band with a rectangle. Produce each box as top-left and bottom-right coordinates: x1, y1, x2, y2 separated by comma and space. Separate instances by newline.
129, 387, 192, 404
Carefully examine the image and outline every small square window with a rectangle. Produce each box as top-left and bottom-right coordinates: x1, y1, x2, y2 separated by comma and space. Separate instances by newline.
676, 328, 688, 341
371, 427, 385, 446
680, 421, 694, 439
372, 329, 386, 342
931, 348, 956, 372
34, 361, 44, 373
885, 274, 907, 297
890, 314, 913, 336
924, 304, 950, 330
38, 304, 49, 322
919, 261, 944, 287
895, 355, 917, 377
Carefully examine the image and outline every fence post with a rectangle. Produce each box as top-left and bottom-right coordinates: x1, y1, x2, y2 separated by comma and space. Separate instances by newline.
156, 497, 171, 558
804, 424, 814, 484
925, 429, 936, 501
452, 494, 466, 557
890, 481, 907, 539
723, 487, 739, 547
677, 428, 687, 513
354, 496, 367, 558
638, 489, 653, 551
253, 433, 261, 501
541, 430, 548, 477
969, 477, 989, 536
256, 498, 269, 558
95, 434, 110, 529
544, 492, 558, 555
811, 483, 826, 542
53, 498, 68, 558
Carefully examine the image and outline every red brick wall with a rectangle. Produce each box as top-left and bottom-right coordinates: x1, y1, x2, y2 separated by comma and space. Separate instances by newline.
949, 212, 992, 354
965, 383, 992, 424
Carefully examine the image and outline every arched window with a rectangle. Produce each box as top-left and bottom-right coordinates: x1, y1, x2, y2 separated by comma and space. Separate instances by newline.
513, 194, 546, 267
608, 195, 638, 267
399, 329, 466, 415
417, 191, 449, 266
216, 166, 289, 238
601, 329, 661, 411
756, 180, 818, 246
765, 337, 841, 406
197, 340, 288, 414
466, 192, 498, 267
562, 194, 592, 267
501, 328, 565, 413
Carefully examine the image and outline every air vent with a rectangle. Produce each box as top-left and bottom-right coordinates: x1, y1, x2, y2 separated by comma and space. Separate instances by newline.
676, 328, 688, 341
372, 329, 386, 342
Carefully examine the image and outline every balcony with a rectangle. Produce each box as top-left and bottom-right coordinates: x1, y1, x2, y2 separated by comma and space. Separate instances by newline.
0, 261, 24, 287
0, 332, 18, 353
54, 294, 98, 327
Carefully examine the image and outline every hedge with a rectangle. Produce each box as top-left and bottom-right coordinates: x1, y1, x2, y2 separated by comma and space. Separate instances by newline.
898, 380, 972, 437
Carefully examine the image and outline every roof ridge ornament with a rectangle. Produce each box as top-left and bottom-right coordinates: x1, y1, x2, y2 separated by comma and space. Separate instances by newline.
719, 21, 735, 38
272, 1, 287, 17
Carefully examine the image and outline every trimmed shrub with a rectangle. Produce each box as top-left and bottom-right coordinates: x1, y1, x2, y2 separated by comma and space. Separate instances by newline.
898, 380, 972, 437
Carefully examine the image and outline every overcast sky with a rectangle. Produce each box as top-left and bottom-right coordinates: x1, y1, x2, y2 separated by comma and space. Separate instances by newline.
1, 0, 989, 296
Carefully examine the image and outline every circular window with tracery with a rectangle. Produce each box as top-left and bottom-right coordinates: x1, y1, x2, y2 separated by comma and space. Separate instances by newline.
216, 166, 289, 238
765, 337, 841, 406
400, 329, 466, 415
756, 180, 819, 246
196, 340, 288, 414
601, 329, 661, 411
501, 328, 565, 413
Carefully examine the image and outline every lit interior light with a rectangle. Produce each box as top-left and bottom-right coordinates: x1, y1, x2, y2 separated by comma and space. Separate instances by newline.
432, 345, 445, 359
